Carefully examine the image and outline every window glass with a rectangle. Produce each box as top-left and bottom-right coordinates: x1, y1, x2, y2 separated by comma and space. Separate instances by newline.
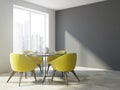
13, 6, 49, 53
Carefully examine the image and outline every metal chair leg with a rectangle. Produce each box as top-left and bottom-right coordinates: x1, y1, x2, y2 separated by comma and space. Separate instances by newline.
71, 70, 80, 81
7, 71, 16, 83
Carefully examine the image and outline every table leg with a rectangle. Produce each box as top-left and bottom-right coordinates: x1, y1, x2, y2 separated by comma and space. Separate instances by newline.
42, 56, 47, 82
41, 57, 44, 75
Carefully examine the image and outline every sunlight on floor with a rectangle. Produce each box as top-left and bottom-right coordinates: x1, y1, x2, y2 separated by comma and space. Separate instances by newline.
0, 67, 120, 90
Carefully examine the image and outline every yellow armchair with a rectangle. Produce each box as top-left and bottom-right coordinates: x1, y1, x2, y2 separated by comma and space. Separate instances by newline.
50, 53, 80, 84
28, 55, 43, 74
47, 50, 66, 73
7, 53, 38, 86
23, 50, 43, 74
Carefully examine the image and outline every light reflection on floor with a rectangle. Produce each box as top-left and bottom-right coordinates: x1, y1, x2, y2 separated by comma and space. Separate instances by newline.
0, 67, 120, 90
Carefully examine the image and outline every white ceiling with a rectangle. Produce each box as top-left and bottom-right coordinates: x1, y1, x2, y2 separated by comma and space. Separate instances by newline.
21, 0, 106, 10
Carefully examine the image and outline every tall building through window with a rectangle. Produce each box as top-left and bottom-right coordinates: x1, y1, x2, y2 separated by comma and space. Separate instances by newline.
13, 6, 49, 53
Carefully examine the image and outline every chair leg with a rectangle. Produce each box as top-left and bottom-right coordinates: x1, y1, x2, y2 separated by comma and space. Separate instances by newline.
7, 71, 16, 83
25, 72, 27, 79
52, 70, 56, 81
32, 70, 37, 81
71, 70, 80, 81
64, 72, 68, 85
47, 64, 51, 74
38, 64, 43, 74
31, 72, 33, 76
19, 72, 23, 86
61, 72, 64, 78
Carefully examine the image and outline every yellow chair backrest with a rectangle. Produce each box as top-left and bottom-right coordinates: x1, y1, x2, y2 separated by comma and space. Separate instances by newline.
23, 50, 42, 64
50, 53, 76, 72
10, 53, 37, 72
47, 50, 66, 63
56, 50, 66, 55
23, 50, 32, 54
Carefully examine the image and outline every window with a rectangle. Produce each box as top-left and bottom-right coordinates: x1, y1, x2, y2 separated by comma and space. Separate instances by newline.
13, 6, 49, 53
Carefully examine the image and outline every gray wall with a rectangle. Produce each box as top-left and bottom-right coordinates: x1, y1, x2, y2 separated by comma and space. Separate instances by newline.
56, 0, 120, 70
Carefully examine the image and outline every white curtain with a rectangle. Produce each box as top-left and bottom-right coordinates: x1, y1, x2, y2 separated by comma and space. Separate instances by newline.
13, 7, 48, 53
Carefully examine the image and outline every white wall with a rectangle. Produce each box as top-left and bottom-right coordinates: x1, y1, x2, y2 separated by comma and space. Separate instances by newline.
0, 0, 13, 73
0, 0, 55, 73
